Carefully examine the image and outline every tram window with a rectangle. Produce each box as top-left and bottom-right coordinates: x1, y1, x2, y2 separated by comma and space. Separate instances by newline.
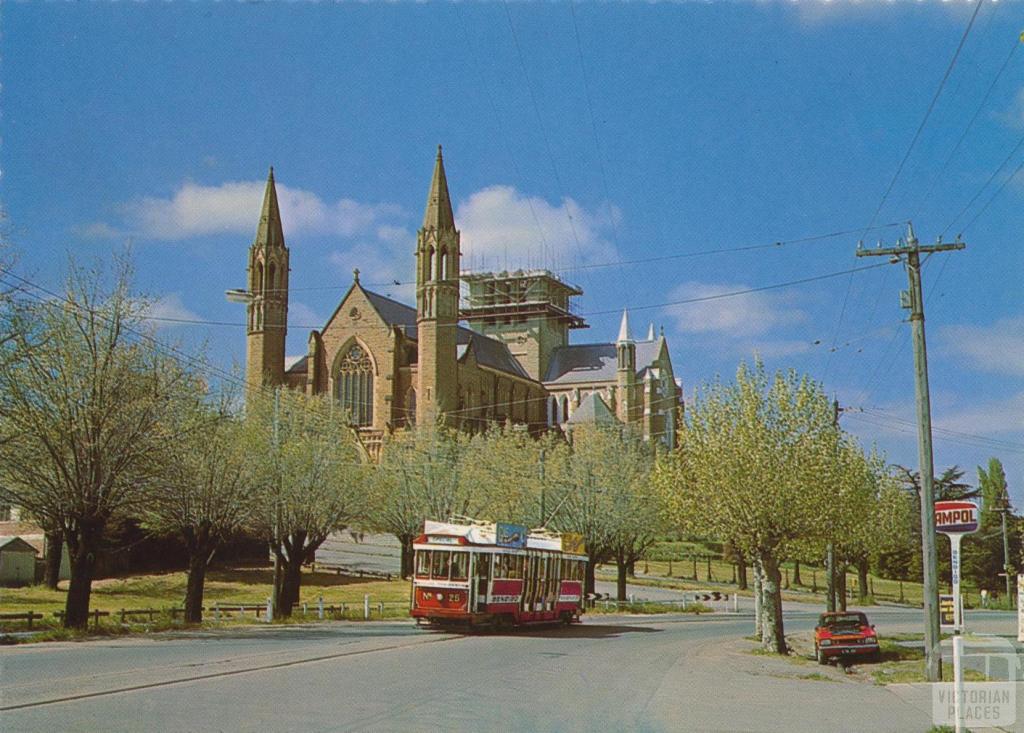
513, 556, 524, 579
451, 552, 468, 580
537, 557, 546, 579
431, 550, 450, 580
495, 555, 507, 578
477, 554, 491, 578
416, 551, 431, 577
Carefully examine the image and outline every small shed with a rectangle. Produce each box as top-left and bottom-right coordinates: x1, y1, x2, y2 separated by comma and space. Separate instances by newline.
0, 536, 40, 586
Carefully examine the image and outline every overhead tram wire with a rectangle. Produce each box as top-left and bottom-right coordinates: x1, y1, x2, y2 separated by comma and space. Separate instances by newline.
568, 0, 631, 311
941, 130, 1024, 238
501, 0, 591, 284
826, 0, 985, 382
914, 29, 1021, 218
250, 221, 904, 297
452, 2, 553, 269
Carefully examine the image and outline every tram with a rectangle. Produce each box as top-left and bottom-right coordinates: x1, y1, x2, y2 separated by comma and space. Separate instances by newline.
410, 518, 588, 627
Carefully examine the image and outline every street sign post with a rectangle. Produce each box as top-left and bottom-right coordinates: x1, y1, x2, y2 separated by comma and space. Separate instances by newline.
939, 594, 956, 631
935, 500, 980, 733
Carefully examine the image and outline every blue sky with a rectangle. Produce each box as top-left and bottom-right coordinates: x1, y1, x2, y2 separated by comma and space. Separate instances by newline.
2, 2, 1022, 501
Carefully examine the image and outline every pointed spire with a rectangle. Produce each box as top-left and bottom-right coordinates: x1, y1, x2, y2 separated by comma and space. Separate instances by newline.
422, 145, 455, 230
256, 166, 285, 249
617, 309, 634, 343
646, 322, 655, 341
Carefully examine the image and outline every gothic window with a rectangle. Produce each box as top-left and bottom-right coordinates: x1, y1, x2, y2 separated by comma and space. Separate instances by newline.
426, 247, 435, 282
405, 387, 417, 427
268, 263, 277, 292
335, 343, 374, 427
255, 262, 264, 293
439, 248, 448, 280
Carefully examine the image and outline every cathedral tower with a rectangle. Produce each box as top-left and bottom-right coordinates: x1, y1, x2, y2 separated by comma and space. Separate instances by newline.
616, 309, 637, 423
245, 167, 289, 390
416, 146, 460, 425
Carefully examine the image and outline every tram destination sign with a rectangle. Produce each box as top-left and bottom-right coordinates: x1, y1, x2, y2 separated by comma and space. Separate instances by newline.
496, 522, 527, 549
934, 500, 980, 536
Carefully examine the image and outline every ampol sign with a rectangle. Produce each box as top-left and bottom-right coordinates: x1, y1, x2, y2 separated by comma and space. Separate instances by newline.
935, 501, 980, 535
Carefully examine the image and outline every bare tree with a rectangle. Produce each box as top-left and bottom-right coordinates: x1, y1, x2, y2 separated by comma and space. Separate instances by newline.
0, 261, 191, 628
142, 385, 254, 622
244, 390, 367, 618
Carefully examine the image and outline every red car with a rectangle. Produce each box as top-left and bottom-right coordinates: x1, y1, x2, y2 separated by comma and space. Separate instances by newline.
814, 611, 880, 664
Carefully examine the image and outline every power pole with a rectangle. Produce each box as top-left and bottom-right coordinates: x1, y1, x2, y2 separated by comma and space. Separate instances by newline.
856, 221, 965, 682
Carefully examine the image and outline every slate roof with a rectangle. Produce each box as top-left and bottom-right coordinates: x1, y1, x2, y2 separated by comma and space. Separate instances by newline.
285, 355, 308, 374
457, 336, 532, 380
286, 287, 534, 382
565, 392, 619, 426
543, 339, 663, 385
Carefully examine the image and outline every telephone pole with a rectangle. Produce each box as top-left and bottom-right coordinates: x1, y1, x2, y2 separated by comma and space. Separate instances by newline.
856, 221, 965, 682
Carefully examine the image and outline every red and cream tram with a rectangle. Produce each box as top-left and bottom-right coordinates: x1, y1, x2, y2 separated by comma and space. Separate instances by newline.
410, 519, 588, 627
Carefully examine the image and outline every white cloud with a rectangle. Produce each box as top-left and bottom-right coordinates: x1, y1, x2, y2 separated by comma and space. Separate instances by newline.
141, 293, 200, 328
941, 316, 1024, 377
456, 185, 619, 270
112, 179, 405, 241
936, 391, 1024, 436
663, 281, 807, 337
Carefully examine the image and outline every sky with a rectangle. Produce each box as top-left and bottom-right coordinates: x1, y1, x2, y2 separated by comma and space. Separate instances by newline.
2, 1, 1022, 502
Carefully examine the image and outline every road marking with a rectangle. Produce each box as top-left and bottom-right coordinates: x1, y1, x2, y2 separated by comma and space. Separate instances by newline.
0, 634, 464, 712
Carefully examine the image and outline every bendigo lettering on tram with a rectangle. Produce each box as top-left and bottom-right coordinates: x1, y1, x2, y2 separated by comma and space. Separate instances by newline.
410, 519, 589, 627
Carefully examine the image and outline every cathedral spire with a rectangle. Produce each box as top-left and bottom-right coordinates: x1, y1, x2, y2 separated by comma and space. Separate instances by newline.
617, 309, 634, 343
256, 166, 285, 249
422, 145, 455, 230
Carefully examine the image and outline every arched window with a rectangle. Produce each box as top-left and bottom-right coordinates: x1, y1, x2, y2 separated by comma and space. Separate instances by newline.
426, 247, 435, 282
439, 248, 448, 280
335, 343, 374, 427
547, 396, 557, 427
268, 263, 276, 292
560, 396, 569, 422
255, 262, 264, 293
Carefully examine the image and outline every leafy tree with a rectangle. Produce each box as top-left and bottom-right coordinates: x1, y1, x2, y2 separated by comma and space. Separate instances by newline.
0, 261, 191, 628
967, 458, 1019, 599
655, 361, 850, 653
367, 422, 475, 579
142, 386, 254, 623
245, 390, 367, 617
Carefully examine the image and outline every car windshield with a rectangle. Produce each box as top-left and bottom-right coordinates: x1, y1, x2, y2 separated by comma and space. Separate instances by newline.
821, 613, 867, 629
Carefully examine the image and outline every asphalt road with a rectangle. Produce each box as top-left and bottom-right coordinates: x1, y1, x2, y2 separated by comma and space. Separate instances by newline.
1, 606, 1019, 733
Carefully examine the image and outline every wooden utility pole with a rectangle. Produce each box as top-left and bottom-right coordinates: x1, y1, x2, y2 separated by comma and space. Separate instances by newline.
856, 221, 965, 682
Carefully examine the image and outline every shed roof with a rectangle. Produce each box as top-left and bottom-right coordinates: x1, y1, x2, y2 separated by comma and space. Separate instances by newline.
0, 536, 39, 554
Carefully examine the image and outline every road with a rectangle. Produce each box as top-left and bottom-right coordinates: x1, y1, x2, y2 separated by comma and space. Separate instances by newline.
1, 604, 1019, 732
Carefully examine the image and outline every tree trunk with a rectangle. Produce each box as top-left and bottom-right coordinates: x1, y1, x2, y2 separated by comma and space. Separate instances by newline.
752, 559, 763, 639
792, 560, 802, 586
279, 552, 304, 618
759, 553, 787, 654
184, 550, 211, 624
626, 558, 636, 579
616, 551, 628, 602
585, 554, 597, 597
64, 545, 97, 629
837, 564, 848, 612
856, 558, 869, 602
399, 534, 414, 579
737, 557, 748, 591
43, 530, 63, 590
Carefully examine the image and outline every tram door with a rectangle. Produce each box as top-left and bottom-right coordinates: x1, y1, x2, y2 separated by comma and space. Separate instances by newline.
474, 553, 491, 612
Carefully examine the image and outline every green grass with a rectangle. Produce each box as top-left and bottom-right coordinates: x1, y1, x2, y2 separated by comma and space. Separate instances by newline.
0, 565, 412, 635
587, 601, 711, 615
870, 638, 988, 685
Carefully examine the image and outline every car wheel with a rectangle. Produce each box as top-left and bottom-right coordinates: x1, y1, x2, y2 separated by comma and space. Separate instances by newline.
816, 646, 828, 665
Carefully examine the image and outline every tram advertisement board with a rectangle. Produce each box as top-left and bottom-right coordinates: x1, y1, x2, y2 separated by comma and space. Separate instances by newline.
561, 533, 586, 555
496, 522, 527, 549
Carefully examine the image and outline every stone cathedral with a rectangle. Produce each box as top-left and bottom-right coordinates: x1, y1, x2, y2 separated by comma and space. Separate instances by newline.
243, 147, 683, 452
